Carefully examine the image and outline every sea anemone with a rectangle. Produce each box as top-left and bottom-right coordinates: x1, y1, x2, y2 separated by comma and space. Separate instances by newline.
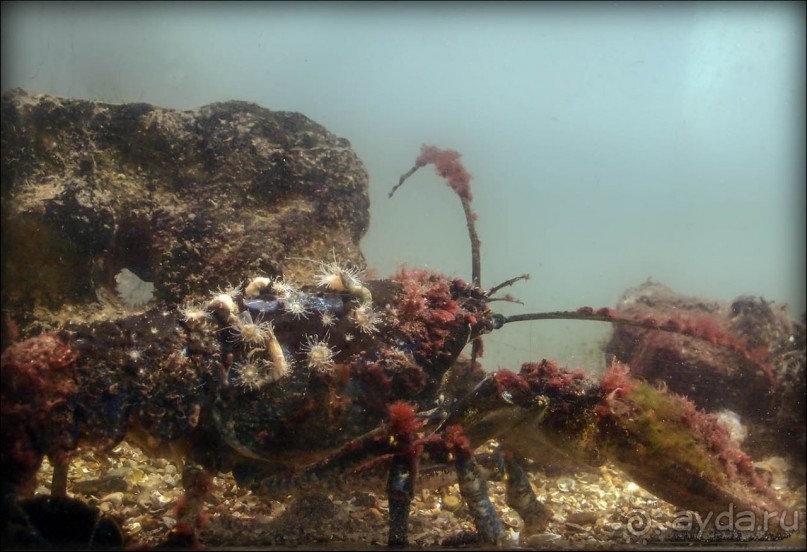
230, 310, 273, 348
351, 301, 381, 334
300, 334, 338, 372
233, 359, 273, 391
320, 311, 337, 327
316, 261, 362, 291
207, 293, 238, 316
283, 294, 310, 319
179, 300, 209, 328
271, 277, 299, 299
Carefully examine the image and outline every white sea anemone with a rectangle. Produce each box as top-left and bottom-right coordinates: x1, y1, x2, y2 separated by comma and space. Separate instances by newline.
230, 310, 273, 348
179, 300, 209, 327
351, 301, 381, 334
300, 334, 338, 372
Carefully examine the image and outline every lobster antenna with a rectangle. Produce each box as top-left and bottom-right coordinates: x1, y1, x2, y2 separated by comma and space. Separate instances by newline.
391, 145, 481, 288
493, 308, 774, 384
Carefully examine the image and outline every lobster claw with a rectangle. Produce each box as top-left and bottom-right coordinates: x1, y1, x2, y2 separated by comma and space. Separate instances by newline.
596, 379, 794, 539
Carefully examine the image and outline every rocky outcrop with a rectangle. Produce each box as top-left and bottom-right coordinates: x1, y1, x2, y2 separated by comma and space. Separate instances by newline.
1, 89, 369, 346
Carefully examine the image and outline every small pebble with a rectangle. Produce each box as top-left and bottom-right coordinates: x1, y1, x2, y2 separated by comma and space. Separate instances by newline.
564, 522, 587, 533
556, 477, 576, 492
623, 481, 641, 495
565, 511, 601, 525
527, 532, 562, 545
441, 494, 462, 512
100, 491, 124, 506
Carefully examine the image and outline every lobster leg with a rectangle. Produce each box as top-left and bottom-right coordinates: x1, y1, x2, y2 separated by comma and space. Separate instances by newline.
386, 453, 415, 546
163, 461, 213, 548
453, 445, 505, 544
500, 452, 553, 535
50, 458, 69, 498
436, 424, 506, 544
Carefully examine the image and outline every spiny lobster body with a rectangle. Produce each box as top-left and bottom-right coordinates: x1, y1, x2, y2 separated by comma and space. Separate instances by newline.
1, 145, 800, 547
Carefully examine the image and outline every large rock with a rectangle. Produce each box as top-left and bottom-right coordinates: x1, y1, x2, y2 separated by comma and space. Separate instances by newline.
1, 89, 369, 346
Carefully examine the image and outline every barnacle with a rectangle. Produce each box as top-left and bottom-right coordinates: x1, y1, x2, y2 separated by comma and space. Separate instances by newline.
301, 334, 338, 372
351, 301, 381, 334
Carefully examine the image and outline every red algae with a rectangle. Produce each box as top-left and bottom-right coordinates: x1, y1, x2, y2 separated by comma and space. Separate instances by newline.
388, 401, 421, 438
492, 369, 532, 404
617, 307, 776, 385
519, 359, 586, 395
391, 267, 465, 358
672, 392, 771, 493
1, 333, 80, 490
443, 424, 472, 454
415, 144, 473, 202
595, 307, 616, 319
599, 361, 637, 398
602, 369, 777, 501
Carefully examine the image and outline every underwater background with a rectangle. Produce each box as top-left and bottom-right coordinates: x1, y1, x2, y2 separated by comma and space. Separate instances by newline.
2, 0, 804, 373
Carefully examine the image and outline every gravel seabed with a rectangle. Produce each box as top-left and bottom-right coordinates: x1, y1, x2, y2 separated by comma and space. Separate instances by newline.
34, 441, 805, 549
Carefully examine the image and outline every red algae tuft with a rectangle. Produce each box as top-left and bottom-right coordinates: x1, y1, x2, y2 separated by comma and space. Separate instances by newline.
599, 360, 637, 398
444, 424, 472, 454
415, 144, 473, 202
1, 333, 80, 490
519, 359, 587, 395
492, 369, 532, 404
388, 401, 421, 438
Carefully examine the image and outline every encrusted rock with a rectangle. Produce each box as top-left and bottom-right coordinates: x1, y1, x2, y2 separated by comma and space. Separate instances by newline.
1, 89, 369, 347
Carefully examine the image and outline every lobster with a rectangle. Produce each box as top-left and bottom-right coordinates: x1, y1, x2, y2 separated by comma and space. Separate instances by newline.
1, 145, 798, 548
